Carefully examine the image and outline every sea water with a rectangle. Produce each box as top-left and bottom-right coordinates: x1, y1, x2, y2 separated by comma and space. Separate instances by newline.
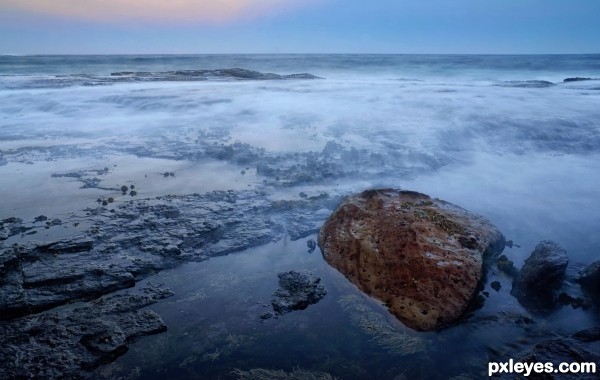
1, 55, 600, 379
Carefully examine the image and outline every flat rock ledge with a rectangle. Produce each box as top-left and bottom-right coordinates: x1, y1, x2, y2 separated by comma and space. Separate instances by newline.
318, 189, 505, 331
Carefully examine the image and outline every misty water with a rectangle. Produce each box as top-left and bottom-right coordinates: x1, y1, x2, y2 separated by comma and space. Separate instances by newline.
1, 55, 600, 379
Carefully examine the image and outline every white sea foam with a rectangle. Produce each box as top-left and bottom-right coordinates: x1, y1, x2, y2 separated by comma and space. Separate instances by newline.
1, 56, 599, 262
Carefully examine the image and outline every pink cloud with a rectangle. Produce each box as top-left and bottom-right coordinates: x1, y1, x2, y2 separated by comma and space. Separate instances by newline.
0, 0, 308, 23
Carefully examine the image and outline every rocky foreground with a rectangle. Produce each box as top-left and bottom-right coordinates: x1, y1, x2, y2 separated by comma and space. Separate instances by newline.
318, 189, 506, 331
0, 190, 339, 378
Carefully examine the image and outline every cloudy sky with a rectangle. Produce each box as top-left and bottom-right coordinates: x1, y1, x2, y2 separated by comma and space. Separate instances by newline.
1, 0, 599, 54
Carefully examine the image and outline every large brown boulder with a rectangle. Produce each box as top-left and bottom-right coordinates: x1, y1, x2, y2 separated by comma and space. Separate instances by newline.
318, 189, 505, 331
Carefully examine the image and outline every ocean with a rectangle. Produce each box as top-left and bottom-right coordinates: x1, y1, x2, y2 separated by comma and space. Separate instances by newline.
1, 54, 600, 379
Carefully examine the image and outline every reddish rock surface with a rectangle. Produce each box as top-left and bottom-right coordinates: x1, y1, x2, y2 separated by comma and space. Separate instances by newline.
318, 189, 505, 331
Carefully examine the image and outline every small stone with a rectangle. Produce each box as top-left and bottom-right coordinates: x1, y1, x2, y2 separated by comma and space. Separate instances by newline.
260, 312, 274, 320
34, 215, 48, 222
120, 185, 128, 193
306, 239, 317, 253
490, 281, 501, 291
107, 198, 114, 203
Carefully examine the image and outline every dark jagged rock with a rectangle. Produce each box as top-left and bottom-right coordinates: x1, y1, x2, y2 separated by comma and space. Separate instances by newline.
573, 327, 600, 342
577, 260, 600, 294
511, 241, 568, 312
109, 68, 322, 82
498, 80, 555, 88
563, 77, 593, 82
307, 239, 317, 253
271, 271, 327, 315
0, 217, 33, 240
557, 292, 590, 309
37, 235, 93, 253
319, 189, 505, 331
497, 337, 600, 379
497, 254, 519, 277
490, 281, 502, 291
0, 285, 172, 379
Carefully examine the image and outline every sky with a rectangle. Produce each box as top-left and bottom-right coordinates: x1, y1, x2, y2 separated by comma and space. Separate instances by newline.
0, 0, 599, 54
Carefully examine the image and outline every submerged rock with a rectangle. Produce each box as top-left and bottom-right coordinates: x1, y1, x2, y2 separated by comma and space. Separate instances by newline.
498, 330, 600, 380
318, 189, 505, 331
271, 270, 327, 315
511, 240, 568, 312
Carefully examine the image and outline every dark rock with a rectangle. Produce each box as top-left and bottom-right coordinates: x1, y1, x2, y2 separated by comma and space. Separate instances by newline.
557, 293, 590, 309
307, 239, 317, 253
318, 189, 505, 331
499, 80, 555, 88
497, 338, 600, 379
564, 77, 593, 82
491, 281, 502, 291
271, 271, 326, 315
577, 260, 600, 294
260, 312, 274, 320
511, 241, 568, 312
34, 215, 48, 223
0, 285, 171, 379
37, 235, 93, 253
573, 327, 600, 342
120, 185, 128, 193
497, 254, 519, 277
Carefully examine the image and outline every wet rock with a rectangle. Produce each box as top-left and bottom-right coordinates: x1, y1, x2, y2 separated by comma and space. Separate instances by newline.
563, 77, 593, 82
577, 260, 600, 294
318, 189, 505, 331
34, 215, 48, 223
0, 217, 34, 240
573, 327, 600, 342
498, 337, 600, 379
259, 312, 274, 320
271, 271, 327, 315
0, 285, 171, 379
497, 254, 519, 277
307, 239, 317, 253
557, 292, 590, 309
37, 235, 94, 253
511, 241, 568, 312
491, 281, 501, 291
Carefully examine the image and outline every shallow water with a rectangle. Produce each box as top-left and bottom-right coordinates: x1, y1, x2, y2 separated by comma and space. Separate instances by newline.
1, 54, 600, 379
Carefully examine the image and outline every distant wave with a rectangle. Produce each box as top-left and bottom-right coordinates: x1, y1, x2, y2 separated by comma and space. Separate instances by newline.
0, 68, 322, 90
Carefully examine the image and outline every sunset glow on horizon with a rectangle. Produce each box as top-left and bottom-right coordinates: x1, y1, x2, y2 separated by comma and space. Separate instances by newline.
1, 0, 305, 23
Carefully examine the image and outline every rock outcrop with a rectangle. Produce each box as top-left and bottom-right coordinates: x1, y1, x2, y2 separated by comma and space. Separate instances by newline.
577, 260, 600, 294
318, 189, 505, 331
0, 284, 172, 379
511, 241, 568, 312
271, 271, 327, 315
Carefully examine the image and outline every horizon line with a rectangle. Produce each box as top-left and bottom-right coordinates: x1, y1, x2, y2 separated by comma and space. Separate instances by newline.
2, 52, 600, 56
